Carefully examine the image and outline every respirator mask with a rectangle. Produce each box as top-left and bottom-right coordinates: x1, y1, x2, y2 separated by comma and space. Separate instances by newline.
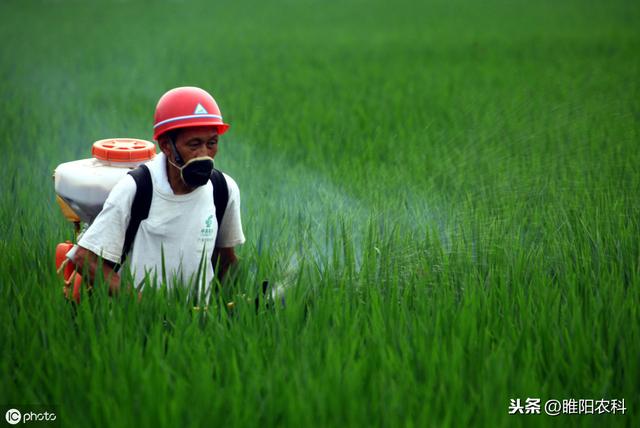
167, 141, 214, 188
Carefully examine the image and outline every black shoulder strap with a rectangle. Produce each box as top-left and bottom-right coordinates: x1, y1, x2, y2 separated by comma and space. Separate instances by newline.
210, 168, 229, 230
117, 165, 227, 271
120, 165, 152, 267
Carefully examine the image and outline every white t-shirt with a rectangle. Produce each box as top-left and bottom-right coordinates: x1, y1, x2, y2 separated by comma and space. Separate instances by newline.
73, 152, 245, 292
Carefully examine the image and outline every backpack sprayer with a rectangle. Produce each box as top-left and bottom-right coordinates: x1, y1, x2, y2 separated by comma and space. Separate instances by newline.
53, 138, 157, 302
53, 138, 277, 310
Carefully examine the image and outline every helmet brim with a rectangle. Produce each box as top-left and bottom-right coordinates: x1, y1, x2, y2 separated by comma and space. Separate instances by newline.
154, 120, 230, 141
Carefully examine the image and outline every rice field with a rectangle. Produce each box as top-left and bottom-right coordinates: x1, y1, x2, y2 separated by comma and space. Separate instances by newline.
0, 0, 639, 426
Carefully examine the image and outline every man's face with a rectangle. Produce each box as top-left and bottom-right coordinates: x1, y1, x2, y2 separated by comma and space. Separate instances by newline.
162, 126, 219, 163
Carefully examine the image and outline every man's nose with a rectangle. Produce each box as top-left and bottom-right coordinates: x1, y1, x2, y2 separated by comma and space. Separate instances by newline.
195, 145, 209, 157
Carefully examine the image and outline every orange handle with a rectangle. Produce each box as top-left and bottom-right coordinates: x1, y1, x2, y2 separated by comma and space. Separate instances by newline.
56, 241, 85, 303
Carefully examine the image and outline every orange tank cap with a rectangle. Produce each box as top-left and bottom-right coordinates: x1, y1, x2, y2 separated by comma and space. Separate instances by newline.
92, 138, 156, 162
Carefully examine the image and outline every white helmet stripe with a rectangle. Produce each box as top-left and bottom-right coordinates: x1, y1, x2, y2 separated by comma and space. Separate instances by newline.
154, 114, 223, 129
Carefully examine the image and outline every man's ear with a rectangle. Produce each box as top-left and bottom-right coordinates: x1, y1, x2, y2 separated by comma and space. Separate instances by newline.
158, 137, 171, 157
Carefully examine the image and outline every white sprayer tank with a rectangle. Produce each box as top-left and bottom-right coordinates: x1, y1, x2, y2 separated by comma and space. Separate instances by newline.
54, 138, 157, 224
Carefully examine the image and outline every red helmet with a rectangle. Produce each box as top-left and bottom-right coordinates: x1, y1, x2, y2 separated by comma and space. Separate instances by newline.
153, 86, 230, 141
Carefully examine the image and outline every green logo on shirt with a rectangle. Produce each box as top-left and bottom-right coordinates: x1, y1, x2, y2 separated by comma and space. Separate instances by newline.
200, 215, 215, 242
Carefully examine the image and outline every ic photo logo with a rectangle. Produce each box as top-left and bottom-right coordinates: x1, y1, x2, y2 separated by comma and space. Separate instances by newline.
4, 408, 57, 425
5, 409, 21, 425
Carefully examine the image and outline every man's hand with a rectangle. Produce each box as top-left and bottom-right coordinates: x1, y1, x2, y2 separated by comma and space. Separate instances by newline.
212, 247, 238, 283
72, 246, 121, 295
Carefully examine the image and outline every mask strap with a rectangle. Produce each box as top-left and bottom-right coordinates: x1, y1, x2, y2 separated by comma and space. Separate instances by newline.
168, 137, 184, 166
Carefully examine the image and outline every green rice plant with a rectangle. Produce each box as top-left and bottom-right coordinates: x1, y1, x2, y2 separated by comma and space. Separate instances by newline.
0, 0, 638, 426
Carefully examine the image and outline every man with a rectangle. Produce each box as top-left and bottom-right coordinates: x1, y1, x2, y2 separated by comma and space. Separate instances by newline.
69, 87, 245, 298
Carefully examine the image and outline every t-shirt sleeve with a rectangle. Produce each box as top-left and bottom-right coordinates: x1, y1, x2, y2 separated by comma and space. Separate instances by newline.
77, 175, 137, 264
216, 174, 246, 248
